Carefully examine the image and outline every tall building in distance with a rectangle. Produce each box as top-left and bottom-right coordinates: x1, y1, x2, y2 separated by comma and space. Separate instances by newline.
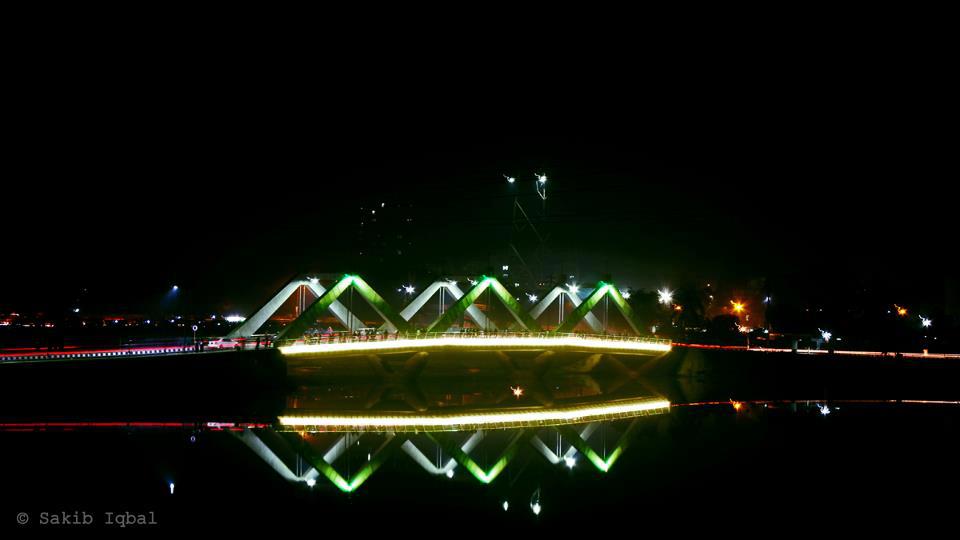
356, 200, 416, 271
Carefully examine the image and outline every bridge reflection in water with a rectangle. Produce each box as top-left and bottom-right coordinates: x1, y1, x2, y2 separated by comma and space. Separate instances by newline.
238, 343, 671, 493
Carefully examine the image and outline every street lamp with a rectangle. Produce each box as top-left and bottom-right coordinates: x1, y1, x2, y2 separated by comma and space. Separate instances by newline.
535, 173, 547, 200
819, 329, 832, 343
658, 288, 673, 305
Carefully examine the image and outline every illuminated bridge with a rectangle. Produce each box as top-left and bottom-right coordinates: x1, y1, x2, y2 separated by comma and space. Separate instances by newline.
231, 274, 671, 356
0, 274, 670, 364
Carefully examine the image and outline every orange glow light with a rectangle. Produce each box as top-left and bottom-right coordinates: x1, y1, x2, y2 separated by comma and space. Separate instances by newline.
895, 304, 907, 317
511, 386, 524, 399
730, 301, 746, 314
730, 399, 744, 412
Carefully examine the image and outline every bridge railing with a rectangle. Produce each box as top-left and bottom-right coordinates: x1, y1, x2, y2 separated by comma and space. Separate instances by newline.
273, 330, 672, 349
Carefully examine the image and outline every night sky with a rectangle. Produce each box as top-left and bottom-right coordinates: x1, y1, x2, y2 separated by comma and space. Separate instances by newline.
4, 54, 953, 316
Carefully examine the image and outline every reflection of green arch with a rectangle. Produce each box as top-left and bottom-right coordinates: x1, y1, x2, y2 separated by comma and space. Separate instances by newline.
299, 434, 402, 493
560, 419, 640, 472
429, 430, 531, 484
554, 282, 642, 335
277, 275, 411, 341
425, 276, 541, 333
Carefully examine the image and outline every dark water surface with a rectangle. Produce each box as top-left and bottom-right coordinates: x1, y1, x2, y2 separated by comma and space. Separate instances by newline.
2, 349, 959, 533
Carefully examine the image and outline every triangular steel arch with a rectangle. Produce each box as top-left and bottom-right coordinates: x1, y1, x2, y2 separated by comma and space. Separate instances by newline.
529, 286, 603, 333
424, 276, 541, 333
553, 282, 642, 335
227, 276, 363, 338
277, 275, 411, 340
382, 280, 496, 331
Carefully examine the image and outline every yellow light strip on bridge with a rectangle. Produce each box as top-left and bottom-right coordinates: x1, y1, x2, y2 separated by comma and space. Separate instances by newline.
279, 336, 671, 356
278, 398, 671, 432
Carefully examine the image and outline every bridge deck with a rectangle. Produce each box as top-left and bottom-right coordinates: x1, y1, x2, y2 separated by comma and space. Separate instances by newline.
278, 334, 672, 357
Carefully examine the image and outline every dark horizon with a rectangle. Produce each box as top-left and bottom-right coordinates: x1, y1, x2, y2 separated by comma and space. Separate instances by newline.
4, 67, 955, 318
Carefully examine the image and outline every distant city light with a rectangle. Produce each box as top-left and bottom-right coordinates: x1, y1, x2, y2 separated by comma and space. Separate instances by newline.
895, 304, 908, 317
171, 285, 179, 291
730, 300, 746, 314
73, 308, 80, 313
306, 478, 316, 487
818, 404, 831, 416
403, 284, 416, 295
468, 278, 478, 286
730, 400, 744, 412
526, 293, 538, 302
564, 456, 576, 469
763, 296, 772, 304
819, 329, 832, 343
502, 265, 509, 271
620, 289, 631, 299
446, 469, 454, 479
531, 502, 542, 515
567, 283, 579, 295
502, 501, 509, 511
308, 277, 319, 285
658, 288, 673, 305
920, 316, 932, 327
536, 173, 547, 183
224, 315, 247, 323
504, 175, 516, 184
511, 386, 524, 399
169, 482, 175, 495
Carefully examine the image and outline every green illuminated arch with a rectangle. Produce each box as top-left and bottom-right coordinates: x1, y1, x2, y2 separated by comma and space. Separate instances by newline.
554, 282, 642, 335
425, 277, 541, 333
277, 275, 411, 340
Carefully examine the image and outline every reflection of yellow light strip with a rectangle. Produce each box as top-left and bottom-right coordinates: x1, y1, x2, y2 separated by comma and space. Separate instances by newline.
278, 398, 670, 432
279, 336, 671, 356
